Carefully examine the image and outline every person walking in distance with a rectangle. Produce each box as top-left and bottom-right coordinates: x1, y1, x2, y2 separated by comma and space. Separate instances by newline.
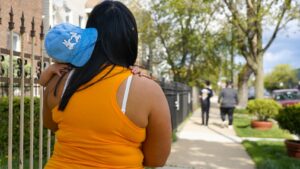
199, 81, 213, 126
218, 81, 238, 129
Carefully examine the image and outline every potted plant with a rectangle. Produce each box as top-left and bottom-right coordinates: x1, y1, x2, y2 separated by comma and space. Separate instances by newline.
276, 103, 300, 158
247, 99, 282, 130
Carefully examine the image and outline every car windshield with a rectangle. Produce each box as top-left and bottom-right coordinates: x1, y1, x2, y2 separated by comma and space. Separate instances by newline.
274, 91, 300, 101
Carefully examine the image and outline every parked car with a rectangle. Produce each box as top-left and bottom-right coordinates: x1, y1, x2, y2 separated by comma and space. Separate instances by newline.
272, 89, 300, 107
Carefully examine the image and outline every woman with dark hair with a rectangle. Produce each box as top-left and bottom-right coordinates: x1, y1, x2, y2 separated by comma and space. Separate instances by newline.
43, 1, 171, 168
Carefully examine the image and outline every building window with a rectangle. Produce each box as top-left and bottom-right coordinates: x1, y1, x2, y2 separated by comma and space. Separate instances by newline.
66, 15, 70, 23
7, 32, 21, 52
13, 33, 21, 51
79, 16, 83, 27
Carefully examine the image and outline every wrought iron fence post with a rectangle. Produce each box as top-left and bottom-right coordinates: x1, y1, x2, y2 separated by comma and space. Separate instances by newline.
29, 17, 36, 169
19, 11, 26, 169
47, 25, 52, 161
39, 19, 45, 169
8, 7, 14, 169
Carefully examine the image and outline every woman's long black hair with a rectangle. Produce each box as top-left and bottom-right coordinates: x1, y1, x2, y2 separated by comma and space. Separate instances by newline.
57, 1, 138, 111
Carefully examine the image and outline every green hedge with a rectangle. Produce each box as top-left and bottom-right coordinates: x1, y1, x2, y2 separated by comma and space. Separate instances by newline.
0, 97, 55, 167
276, 103, 300, 137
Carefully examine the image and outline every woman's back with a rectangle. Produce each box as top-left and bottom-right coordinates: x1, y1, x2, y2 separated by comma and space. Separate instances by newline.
44, 66, 171, 168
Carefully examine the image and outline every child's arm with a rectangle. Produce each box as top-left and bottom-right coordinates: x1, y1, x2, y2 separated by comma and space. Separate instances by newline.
38, 63, 70, 86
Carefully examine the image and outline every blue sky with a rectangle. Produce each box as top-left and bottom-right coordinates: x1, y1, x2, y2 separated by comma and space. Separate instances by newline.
237, 20, 300, 73
263, 20, 300, 73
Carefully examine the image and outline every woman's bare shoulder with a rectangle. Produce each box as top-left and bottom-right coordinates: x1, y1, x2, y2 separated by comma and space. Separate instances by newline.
132, 75, 163, 95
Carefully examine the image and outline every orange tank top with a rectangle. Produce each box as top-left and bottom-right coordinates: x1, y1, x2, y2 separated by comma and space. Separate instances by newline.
45, 66, 146, 169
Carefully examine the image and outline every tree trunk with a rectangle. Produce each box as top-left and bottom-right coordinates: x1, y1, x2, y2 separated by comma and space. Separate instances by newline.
238, 64, 252, 108
254, 56, 264, 99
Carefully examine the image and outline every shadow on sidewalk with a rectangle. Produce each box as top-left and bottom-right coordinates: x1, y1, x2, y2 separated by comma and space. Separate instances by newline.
164, 139, 254, 169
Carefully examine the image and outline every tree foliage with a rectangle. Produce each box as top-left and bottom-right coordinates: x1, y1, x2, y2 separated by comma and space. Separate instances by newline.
148, 0, 228, 84
222, 0, 300, 98
264, 64, 298, 91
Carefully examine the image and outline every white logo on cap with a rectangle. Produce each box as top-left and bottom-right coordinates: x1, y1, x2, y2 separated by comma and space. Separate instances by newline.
62, 32, 81, 50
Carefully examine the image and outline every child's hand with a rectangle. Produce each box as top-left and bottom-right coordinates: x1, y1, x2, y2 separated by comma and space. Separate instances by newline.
49, 63, 71, 77
129, 66, 152, 79
130, 66, 140, 75
38, 63, 71, 86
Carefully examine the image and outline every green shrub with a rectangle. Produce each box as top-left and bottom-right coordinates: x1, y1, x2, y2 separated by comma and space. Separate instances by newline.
0, 97, 55, 165
247, 99, 282, 121
276, 103, 300, 138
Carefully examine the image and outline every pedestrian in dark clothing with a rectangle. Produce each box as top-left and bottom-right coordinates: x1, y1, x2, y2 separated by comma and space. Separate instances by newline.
218, 81, 238, 129
200, 81, 213, 126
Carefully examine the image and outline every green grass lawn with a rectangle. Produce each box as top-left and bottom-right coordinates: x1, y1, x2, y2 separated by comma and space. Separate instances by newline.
243, 140, 300, 169
234, 114, 293, 139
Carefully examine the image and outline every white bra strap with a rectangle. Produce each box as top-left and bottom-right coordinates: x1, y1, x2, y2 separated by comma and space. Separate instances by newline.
61, 69, 74, 98
121, 75, 133, 113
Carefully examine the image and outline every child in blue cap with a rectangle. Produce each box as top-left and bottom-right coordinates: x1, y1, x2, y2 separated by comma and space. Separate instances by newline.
38, 23, 144, 86
38, 23, 97, 86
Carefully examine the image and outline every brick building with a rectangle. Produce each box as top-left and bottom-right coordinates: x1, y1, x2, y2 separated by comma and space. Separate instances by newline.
0, 0, 43, 55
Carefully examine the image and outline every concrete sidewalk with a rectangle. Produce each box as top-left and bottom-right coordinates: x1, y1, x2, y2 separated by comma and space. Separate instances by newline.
159, 100, 255, 169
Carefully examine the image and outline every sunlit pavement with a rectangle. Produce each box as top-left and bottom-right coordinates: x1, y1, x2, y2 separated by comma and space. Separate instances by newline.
158, 97, 255, 169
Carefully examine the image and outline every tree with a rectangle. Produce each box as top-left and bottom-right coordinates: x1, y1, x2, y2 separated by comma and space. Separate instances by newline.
237, 64, 253, 107
149, 0, 226, 84
265, 64, 298, 91
222, 0, 300, 99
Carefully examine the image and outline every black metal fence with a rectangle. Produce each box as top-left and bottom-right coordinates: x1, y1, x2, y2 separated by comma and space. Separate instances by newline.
159, 80, 192, 131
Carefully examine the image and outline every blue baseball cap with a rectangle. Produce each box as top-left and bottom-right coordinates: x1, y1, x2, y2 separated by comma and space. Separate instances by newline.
45, 23, 98, 67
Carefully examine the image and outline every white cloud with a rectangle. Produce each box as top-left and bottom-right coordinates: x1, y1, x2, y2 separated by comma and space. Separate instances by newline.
264, 50, 299, 73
